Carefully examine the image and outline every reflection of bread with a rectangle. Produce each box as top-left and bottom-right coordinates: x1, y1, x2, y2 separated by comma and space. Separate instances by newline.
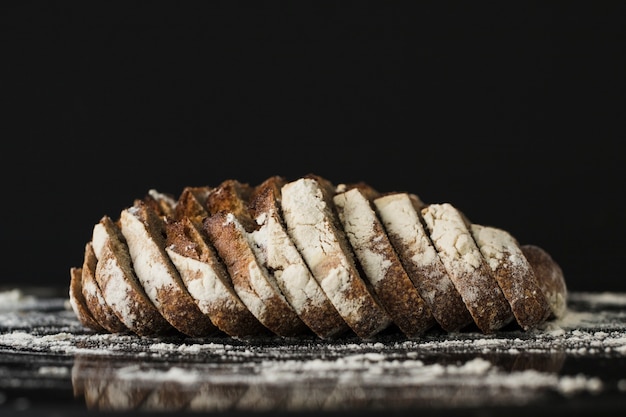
70, 174, 567, 338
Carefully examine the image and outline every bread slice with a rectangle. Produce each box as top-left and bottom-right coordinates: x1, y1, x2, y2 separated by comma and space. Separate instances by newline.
373, 193, 473, 332
421, 203, 514, 333
79, 241, 128, 333
520, 244, 568, 319
164, 216, 270, 338
471, 224, 552, 330
280, 175, 392, 339
204, 180, 309, 337
334, 186, 435, 337
69, 265, 104, 332
92, 215, 173, 336
248, 176, 349, 338
119, 201, 218, 337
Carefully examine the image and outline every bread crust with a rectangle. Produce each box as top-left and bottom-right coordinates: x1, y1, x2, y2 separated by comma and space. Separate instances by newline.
249, 176, 349, 338
79, 241, 128, 333
120, 201, 218, 337
520, 244, 568, 319
471, 224, 552, 330
204, 211, 308, 337
92, 216, 173, 336
69, 265, 104, 332
280, 175, 392, 339
165, 217, 269, 338
334, 186, 435, 337
374, 193, 473, 332
421, 203, 514, 333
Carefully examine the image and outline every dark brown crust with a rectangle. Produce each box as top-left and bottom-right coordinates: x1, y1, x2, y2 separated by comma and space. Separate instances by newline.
206, 179, 256, 231
173, 186, 212, 223
80, 242, 128, 333
69, 266, 104, 332
94, 216, 174, 337
165, 217, 270, 338
203, 211, 309, 337
120, 202, 218, 337
374, 193, 473, 332
249, 176, 350, 339
521, 244, 568, 319
334, 187, 435, 338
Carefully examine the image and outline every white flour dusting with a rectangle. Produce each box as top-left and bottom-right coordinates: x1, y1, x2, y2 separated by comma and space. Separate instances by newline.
1, 288, 625, 412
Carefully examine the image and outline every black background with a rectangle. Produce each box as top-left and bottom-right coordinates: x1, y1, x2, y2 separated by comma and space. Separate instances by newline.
2, 1, 625, 293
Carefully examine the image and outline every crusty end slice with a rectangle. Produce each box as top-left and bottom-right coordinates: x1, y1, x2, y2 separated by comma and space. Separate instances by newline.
280, 175, 392, 339
334, 187, 436, 337
471, 224, 552, 330
249, 176, 349, 339
520, 244, 568, 319
421, 203, 514, 333
165, 217, 270, 338
92, 216, 174, 336
204, 211, 309, 337
374, 193, 473, 332
69, 266, 104, 332
120, 201, 219, 337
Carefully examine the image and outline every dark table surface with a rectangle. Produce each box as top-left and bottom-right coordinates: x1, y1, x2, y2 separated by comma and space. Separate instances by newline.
1, 286, 625, 417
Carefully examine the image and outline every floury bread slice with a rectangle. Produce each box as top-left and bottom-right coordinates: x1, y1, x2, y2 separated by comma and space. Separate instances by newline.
520, 244, 568, 319
373, 193, 473, 332
164, 217, 269, 338
280, 175, 392, 339
69, 265, 104, 332
119, 201, 218, 337
421, 203, 514, 333
471, 224, 552, 330
92, 215, 173, 336
79, 242, 127, 333
204, 180, 309, 337
248, 176, 349, 338
333, 186, 436, 337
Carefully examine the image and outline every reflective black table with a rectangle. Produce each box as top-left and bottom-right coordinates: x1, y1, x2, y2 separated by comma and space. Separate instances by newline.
1, 287, 625, 416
